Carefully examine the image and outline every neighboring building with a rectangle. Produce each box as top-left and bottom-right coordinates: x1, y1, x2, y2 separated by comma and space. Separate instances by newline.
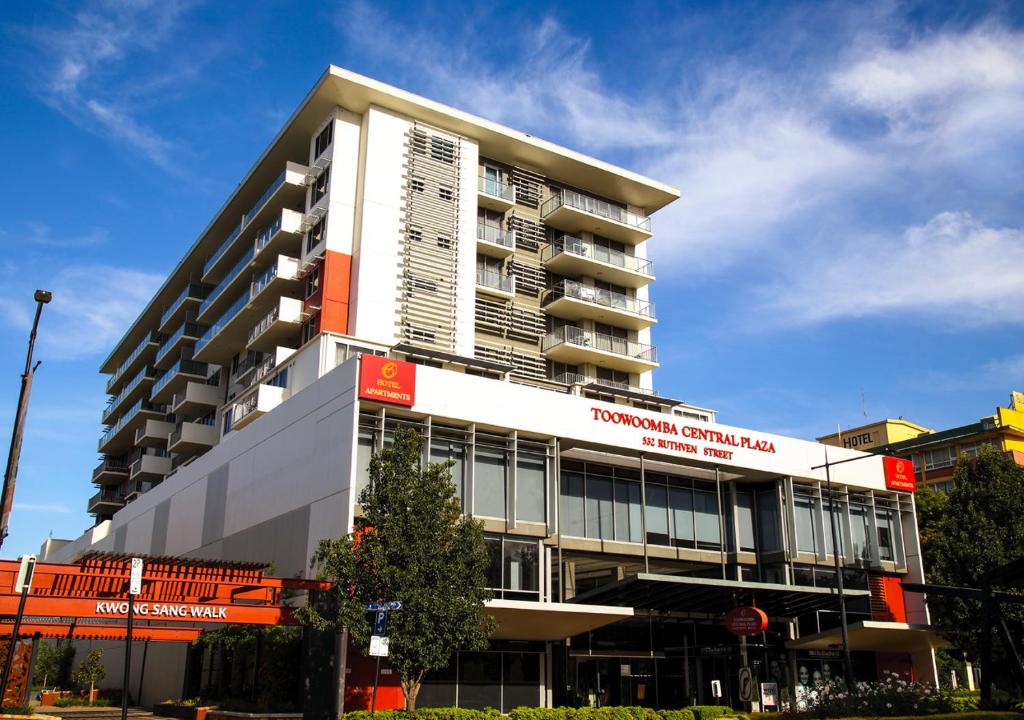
46, 66, 939, 711
821, 392, 1024, 492
817, 419, 931, 453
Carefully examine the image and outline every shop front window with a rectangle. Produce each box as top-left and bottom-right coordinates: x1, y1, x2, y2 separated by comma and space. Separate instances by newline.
475, 435, 508, 519
485, 535, 539, 601
516, 442, 547, 523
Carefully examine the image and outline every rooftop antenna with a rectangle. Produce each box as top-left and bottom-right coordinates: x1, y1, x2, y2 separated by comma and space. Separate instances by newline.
860, 388, 868, 420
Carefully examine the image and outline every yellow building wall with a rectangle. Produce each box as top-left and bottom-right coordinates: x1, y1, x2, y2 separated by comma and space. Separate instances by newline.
818, 419, 931, 451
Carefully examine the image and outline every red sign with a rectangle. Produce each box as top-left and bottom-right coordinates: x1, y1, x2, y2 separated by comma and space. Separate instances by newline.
358, 355, 416, 407
883, 456, 916, 492
724, 606, 768, 636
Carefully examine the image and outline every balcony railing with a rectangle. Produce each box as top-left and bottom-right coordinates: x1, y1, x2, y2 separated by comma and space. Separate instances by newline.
88, 489, 125, 510
476, 223, 514, 248
541, 236, 654, 276
478, 174, 515, 202
99, 398, 165, 449
152, 359, 209, 397
204, 222, 243, 277
168, 417, 216, 447
250, 353, 278, 386
244, 170, 286, 226
232, 392, 260, 425
92, 457, 130, 481
254, 216, 283, 255
155, 322, 204, 365
544, 279, 655, 319
103, 366, 156, 424
541, 190, 651, 232
476, 269, 514, 293
553, 372, 661, 397
542, 326, 657, 363
200, 251, 252, 316
196, 291, 250, 353
107, 331, 160, 392
248, 305, 281, 344
250, 262, 282, 300
160, 284, 210, 328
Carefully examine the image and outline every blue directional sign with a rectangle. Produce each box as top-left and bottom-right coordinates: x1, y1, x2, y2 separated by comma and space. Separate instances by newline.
373, 610, 388, 635
365, 601, 403, 611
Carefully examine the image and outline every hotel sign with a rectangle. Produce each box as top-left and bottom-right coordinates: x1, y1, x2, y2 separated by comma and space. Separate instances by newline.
883, 456, 916, 492
358, 355, 416, 407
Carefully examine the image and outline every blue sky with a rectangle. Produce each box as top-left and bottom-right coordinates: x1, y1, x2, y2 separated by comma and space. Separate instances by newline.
0, 0, 1023, 555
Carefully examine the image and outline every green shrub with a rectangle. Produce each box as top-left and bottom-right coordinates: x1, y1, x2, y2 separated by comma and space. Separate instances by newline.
944, 689, 981, 713
52, 696, 111, 707
688, 707, 732, 720
659, 710, 696, 720
0, 706, 36, 716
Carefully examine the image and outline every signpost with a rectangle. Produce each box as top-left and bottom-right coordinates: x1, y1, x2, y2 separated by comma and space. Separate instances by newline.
366, 601, 401, 717
122, 558, 142, 720
710, 679, 722, 699
0, 555, 34, 703
760, 682, 779, 710
738, 667, 754, 703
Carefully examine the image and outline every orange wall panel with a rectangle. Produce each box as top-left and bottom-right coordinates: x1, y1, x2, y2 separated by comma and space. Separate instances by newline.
320, 250, 352, 335
884, 576, 908, 623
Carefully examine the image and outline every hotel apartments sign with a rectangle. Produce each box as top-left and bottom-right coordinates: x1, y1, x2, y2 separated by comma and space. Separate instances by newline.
882, 456, 916, 492
359, 355, 416, 407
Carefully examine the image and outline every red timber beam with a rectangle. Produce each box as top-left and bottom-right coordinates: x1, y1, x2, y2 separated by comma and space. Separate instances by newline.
0, 552, 331, 633
0, 622, 202, 643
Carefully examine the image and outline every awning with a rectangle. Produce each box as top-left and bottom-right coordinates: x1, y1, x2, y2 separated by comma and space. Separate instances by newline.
571, 572, 870, 618
786, 620, 949, 652
486, 599, 633, 641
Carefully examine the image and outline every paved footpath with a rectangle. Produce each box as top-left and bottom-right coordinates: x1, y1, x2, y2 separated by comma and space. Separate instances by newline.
34, 708, 154, 719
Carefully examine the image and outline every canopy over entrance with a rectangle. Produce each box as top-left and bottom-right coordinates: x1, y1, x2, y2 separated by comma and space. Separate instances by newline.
785, 620, 949, 653
487, 599, 633, 641
571, 572, 870, 618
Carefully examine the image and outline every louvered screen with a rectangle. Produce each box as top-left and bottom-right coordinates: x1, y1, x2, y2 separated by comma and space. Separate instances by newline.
511, 350, 547, 379
511, 167, 544, 208
509, 304, 544, 342
510, 259, 546, 296
508, 214, 545, 253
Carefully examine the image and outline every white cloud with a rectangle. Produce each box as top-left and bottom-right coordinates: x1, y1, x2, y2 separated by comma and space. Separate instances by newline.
16, 1, 194, 173
759, 211, 1024, 325
13, 503, 72, 514
1, 264, 164, 361
0, 223, 107, 249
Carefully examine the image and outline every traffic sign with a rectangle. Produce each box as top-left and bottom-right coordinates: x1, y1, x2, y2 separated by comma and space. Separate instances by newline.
369, 635, 389, 657
129, 558, 144, 595
738, 667, 754, 702
761, 682, 779, 707
711, 679, 722, 699
373, 610, 388, 636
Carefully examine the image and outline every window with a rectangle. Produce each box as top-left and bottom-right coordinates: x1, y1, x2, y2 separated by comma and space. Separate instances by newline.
876, 509, 895, 561
314, 121, 333, 159
411, 177, 425, 193
756, 488, 781, 552
516, 443, 547, 523
305, 265, 321, 299
356, 420, 377, 495
850, 504, 872, 561
584, 474, 613, 540
430, 425, 467, 502
669, 486, 694, 547
439, 185, 454, 202
306, 215, 327, 255
794, 495, 818, 553
735, 492, 756, 551
437, 235, 452, 250
266, 367, 288, 389
923, 447, 956, 470
301, 316, 319, 344
645, 483, 669, 546
560, 471, 585, 537
694, 486, 721, 549
484, 536, 538, 601
474, 435, 507, 518
614, 479, 643, 543
407, 226, 423, 243
311, 165, 331, 205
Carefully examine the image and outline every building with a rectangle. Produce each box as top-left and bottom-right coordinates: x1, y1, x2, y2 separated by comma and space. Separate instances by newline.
44, 66, 940, 711
820, 392, 1024, 492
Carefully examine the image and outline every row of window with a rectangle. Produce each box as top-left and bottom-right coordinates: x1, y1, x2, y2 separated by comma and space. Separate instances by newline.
793, 489, 902, 562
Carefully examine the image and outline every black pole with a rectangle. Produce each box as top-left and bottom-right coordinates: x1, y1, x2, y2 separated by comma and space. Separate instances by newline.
0, 291, 50, 551
370, 655, 381, 717
823, 449, 855, 688
23, 633, 40, 707
981, 583, 992, 707
0, 577, 32, 703
122, 593, 134, 718
137, 640, 149, 709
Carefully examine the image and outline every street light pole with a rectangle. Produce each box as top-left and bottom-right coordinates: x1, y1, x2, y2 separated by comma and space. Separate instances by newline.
822, 446, 856, 688
0, 290, 52, 551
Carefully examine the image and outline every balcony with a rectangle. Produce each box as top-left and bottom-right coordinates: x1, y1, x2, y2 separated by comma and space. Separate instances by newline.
129, 454, 171, 483
253, 209, 304, 260
154, 322, 204, 369
476, 223, 516, 259
203, 162, 309, 283
198, 250, 254, 323
172, 381, 221, 416
541, 190, 652, 245
541, 326, 658, 374
92, 458, 130, 485
105, 331, 160, 395
230, 383, 286, 431
543, 279, 656, 331
102, 366, 157, 425
87, 489, 125, 515
250, 255, 300, 301
478, 174, 516, 212
234, 347, 295, 390
476, 268, 516, 300
542, 236, 654, 289
98, 399, 166, 454
124, 480, 159, 503
193, 291, 255, 364
554, 372, 662, 399
159, 284, 211, 333
134, 419, 175, 448
168, 420, 218, 454
247, 297, 303, 352
151, 359, 209, 404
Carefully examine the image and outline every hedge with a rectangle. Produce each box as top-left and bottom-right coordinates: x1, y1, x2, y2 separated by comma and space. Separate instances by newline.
340, 707, 729, 720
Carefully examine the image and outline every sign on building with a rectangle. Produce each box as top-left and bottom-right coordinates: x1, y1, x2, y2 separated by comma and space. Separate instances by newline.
358, 355, 416, 407
369, 635, 390, 657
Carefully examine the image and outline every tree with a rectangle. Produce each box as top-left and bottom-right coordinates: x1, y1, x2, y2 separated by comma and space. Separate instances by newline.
71, 649, 106, 700
302, 425, 495, 710
33, 643, 75, 689
913, 485, 948, 581
924, 447, 1024, 663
